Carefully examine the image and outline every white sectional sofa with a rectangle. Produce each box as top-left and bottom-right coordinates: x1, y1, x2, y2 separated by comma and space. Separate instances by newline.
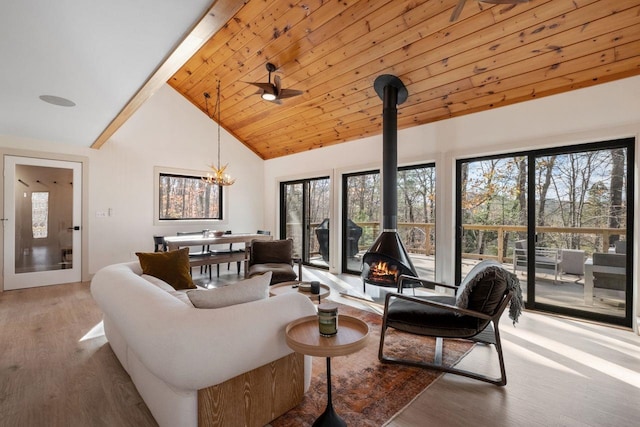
91, 261, 316, 427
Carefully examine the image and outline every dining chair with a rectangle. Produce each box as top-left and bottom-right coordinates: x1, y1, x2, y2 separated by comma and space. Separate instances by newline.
176, 231, 211, 278
153, 235, 166, 252
209, 230, 242, 276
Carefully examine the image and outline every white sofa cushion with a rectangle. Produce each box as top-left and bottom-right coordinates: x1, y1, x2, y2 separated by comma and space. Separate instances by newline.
186, 272, 271, 308
142, 274, 193, 306
142, 274, 175, 292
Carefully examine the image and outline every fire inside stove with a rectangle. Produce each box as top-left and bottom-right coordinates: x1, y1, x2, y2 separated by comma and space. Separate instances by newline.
367, 259, 401, 286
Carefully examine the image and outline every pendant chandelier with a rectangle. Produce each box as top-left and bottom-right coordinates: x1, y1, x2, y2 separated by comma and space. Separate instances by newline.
202, 80, 235, 186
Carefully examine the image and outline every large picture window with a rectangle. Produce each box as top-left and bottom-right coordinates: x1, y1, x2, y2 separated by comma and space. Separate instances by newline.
158, 172, 222, 220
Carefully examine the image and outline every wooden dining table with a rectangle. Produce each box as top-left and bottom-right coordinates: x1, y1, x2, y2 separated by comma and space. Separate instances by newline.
164, 233, 273, 276
163, 232, 272, 251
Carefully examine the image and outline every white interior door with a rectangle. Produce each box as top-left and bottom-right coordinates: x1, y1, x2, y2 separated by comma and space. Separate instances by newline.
3, 156, 82, 289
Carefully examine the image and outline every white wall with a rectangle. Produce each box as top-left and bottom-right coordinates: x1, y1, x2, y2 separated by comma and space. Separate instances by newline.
264, 75, 640, 329
1, 84, 265, 277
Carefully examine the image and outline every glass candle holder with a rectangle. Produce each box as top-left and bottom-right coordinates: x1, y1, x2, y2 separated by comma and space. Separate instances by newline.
318, 303, 338, 337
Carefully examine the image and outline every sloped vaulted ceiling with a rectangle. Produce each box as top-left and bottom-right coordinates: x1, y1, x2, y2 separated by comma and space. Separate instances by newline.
93, 0, 640, 159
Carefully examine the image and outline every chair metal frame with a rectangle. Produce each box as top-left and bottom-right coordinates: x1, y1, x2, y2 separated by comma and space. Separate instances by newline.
379, 274, 513, 386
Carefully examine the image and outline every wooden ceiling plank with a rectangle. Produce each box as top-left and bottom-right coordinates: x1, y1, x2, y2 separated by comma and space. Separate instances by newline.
425, 0, 605, 77
444, 55, 640, 118
184, 0, 376, 124
286, 3, 640, 138
170, 0, 307, 90
226, 0, 565, 135
467, 28, 640, 89
219, 0, 432, 120
167, 0, 640, 159
185, 0, 393, 114
278, 53, 639, 161
179, 0, 327, 103
448, 49, 619, 114
223, 1, 488, 132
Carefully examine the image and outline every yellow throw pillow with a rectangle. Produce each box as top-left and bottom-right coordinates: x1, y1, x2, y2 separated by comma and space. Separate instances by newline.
135, 247, 195, 290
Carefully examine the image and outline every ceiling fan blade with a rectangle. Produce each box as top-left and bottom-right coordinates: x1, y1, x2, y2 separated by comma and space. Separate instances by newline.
278, 88, 304, 99
246, 82, 274, 92
274, 75, 282, 95
450, 0, 466, 22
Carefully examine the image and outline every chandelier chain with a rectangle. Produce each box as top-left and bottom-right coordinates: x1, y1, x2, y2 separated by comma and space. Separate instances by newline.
203, 79, 234, 186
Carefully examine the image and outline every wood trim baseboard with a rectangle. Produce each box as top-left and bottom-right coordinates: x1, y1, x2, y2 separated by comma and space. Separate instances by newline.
198, 352, 304, 427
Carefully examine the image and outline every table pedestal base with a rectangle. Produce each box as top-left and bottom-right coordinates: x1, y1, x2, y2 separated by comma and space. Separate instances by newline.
312, 403, 346, 427
313, 357, 346, 427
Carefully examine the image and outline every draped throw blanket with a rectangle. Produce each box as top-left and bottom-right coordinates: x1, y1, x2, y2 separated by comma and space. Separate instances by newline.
455, 260, 523, 325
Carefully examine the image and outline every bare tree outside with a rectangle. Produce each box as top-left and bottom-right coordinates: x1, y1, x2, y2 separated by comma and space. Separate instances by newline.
159, 173, 221, 220
460, 147, 627, 259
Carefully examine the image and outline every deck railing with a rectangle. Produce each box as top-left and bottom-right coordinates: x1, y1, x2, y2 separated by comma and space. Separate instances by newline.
290, 222, 625, 262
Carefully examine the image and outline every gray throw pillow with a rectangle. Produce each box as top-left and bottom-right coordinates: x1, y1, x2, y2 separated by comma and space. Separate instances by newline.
187, 272, 271, 309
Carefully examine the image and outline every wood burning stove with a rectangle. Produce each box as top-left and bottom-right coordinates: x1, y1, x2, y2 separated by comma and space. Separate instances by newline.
361, 75, 417, 291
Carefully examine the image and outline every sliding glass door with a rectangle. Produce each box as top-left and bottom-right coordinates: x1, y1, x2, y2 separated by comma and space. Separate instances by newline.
280, 177, 331, 268
457, 138, 633, 327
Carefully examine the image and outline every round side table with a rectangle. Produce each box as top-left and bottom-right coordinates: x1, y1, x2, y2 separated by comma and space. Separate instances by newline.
285, 314, 369, 426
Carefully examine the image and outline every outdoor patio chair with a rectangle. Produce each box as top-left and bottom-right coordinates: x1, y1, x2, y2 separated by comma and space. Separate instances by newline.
513, 240, 562, 282
379, 260, 522, 386
560, 249, 586, 279
592, 252, 626, 292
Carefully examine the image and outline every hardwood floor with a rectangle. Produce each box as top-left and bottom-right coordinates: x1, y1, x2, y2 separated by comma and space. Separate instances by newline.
0, 281, 156, 427
1, 267, 639, 426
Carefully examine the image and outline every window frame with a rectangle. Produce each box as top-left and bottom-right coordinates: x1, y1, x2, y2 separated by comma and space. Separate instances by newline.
153, 166, 227, 226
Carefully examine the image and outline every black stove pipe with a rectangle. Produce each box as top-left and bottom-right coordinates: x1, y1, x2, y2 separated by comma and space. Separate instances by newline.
382, 84, 398, 230
374, 75, 408, 230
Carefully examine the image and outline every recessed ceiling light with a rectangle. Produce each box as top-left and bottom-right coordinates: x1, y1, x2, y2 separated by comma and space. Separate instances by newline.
39, 95, 76, 107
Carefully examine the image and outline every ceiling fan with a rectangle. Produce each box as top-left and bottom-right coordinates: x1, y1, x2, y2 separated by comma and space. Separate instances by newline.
450, 0, 529, 22
245, 62, 304, 104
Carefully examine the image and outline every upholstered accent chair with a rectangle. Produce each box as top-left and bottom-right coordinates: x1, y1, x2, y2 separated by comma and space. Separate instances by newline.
246, 238, 302, 285
378, 260, 522, 386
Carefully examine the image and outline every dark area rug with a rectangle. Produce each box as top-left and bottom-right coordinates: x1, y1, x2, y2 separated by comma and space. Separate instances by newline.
270, 304, 474, 427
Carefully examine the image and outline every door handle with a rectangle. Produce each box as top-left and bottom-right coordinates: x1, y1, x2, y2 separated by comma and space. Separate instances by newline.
68, 226, 81, 231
